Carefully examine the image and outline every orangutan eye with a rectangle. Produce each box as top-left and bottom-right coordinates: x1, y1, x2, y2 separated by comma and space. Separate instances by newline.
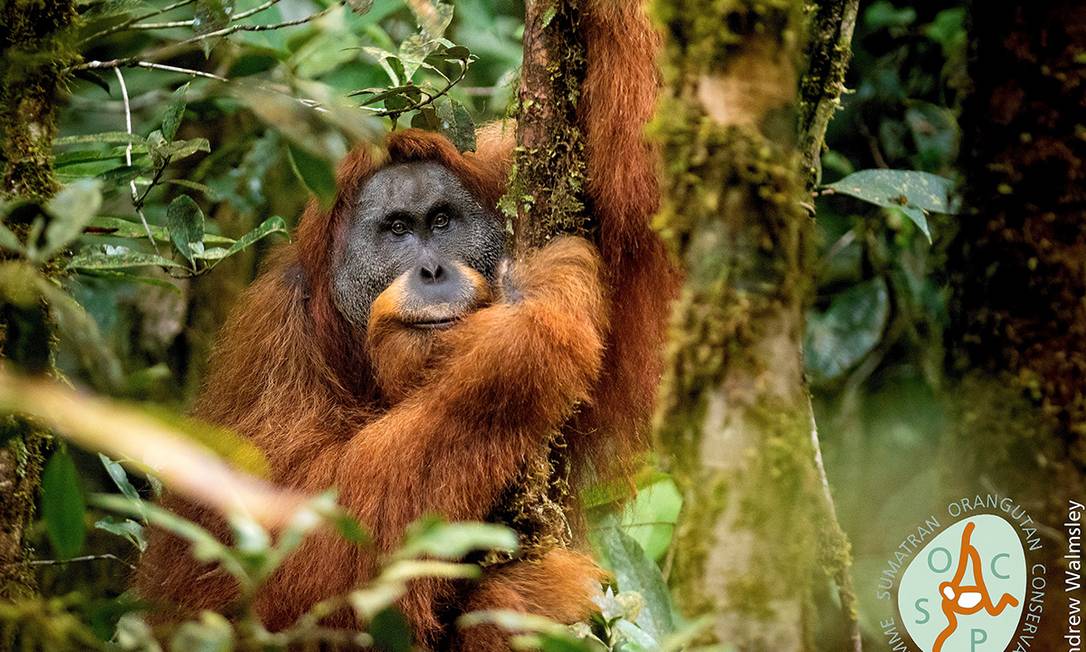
390, 219, 410, 236
432, 212, 450, 230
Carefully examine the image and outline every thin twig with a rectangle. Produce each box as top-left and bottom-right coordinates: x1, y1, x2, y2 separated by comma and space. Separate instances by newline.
80, 0, 197, 44
231, 0, 283, 22
124, 19, 195, 31
28, 553, 137, 572
114, 68, 161, 255
83, 59, 229, 82
72, 5, 334, 74
173, 4, 334, 48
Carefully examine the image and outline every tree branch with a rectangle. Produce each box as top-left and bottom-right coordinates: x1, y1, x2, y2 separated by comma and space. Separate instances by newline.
798, 0, 860, 188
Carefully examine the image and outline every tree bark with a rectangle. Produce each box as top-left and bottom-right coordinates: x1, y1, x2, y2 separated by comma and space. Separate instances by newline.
649, 1, 828, 648
946, 2, 1086, 647
0, 0, 77, 600
511, 0, 590, 253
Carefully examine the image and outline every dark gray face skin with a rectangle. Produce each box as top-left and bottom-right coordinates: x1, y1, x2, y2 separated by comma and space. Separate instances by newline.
331, 161, 506, 329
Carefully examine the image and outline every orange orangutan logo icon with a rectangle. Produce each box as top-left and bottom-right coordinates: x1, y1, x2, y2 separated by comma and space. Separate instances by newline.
932, 521, 1020, 652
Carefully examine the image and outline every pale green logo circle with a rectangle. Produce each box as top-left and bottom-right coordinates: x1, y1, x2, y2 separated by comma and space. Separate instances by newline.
898, 514, 1026, 652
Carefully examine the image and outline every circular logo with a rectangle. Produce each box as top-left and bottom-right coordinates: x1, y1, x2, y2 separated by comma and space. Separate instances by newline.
897, 514, 1026, 652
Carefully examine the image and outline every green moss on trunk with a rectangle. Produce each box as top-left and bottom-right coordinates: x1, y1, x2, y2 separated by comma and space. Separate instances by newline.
0, 0, 78, 602
649, 0, 833, 647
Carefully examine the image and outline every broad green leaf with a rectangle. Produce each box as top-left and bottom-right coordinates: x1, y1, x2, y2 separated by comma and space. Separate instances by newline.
92, 493, 247, 582
436, 98, 476, 152
98, 453, 141, 502
40, 179, 103, 260
370, 608, 412, 652
54, 145, 148, 167
397, 519, 517, 560
804, 277, 890, 383
166, 195, 206, 264
42, 448, 86, 559
54, 132, 145, 147
95, 515, 146, 552
36, 275, 124, 390
618, 478, 682, 562
823, 169, 957, 242
86, 216, 233, 246
198, 216, 288, 266
161, 82, 191, 141
68, 245, 186, 271
287, 144, 337, 208
590, 514, 674, 641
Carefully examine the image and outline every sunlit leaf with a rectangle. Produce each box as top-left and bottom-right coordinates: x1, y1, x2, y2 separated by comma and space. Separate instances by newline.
397, 519, 517, 560
42, 448, 86, 560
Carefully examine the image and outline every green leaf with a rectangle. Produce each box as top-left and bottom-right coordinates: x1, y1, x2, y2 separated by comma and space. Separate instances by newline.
98, 453, 141, 502
161, 82, 191, 141
36, 275, 124, 391
198, 216, 288, 267
370, 608, 412, 652
86, 216, 233, 246
42, 448, 86, 560
436, 98, 476, 152
53, 132, 145, 147
0, 223, 24, 255
166, 195, 206, 265
287, 144, 337, 208
397, 519, 517, 560
170, 611, 234, 652
590, 515, 674, 641
68, 245, 187, 272
92, 493, 247, 581
823, 169, 958, 242
95, 515, 146, 552
804, 277, 890, 383
194, 0, 234, 57
617, 478, 682, 562
345, 0, 374, 14
40, 179, 103, 261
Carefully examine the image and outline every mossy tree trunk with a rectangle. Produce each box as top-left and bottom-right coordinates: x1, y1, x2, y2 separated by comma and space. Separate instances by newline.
649, 1, 835, 648
945, 2, 1086, 647
486, 0, 591, 558
0, 0, 77, 599
511, 0, 590, 252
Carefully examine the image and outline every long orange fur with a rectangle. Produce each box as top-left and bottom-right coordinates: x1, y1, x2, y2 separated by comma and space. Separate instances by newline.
136, 2, 676, 649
